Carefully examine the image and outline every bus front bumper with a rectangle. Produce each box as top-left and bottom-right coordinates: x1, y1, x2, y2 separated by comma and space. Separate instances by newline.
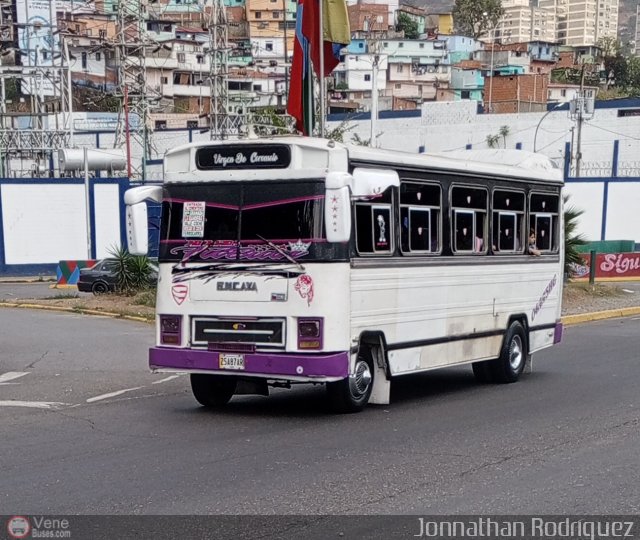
149, 347, 349, 382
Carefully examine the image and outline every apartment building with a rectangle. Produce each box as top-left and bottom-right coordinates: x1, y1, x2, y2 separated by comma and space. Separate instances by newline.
246, 0, 296, 65
494, 0, 556, 44
384, 39, 449, 101
348, 3, 390, 34
347, 0, 398, 26
539, 0, 619, 46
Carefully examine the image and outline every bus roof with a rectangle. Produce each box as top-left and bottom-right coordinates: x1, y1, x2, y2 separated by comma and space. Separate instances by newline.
163, 137, 564, 184
346, 145, 563, 183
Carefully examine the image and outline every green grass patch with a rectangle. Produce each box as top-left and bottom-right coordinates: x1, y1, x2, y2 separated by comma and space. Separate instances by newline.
133, 289, 156, 307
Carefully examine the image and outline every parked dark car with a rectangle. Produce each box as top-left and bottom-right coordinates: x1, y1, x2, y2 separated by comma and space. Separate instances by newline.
77, 259, 158, 295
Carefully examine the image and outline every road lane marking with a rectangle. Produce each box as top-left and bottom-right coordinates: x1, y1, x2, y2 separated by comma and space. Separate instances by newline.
152, 375, 181, 385
86, 387, 144, 403
0, 372, 29, 384
0, 400, 67, 409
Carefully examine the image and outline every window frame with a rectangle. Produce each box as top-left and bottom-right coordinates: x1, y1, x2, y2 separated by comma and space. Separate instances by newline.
450, 184, 488, 255
491, 188, 525, 254
354, 189, 395, 257
528, 190, 560, 254
398, 180, 442, 256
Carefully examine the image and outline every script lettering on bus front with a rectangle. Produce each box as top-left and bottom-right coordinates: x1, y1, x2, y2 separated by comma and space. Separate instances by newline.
170, 239, 311, 263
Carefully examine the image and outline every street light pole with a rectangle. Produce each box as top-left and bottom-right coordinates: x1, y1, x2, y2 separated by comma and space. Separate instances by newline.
533, 101, 565, 152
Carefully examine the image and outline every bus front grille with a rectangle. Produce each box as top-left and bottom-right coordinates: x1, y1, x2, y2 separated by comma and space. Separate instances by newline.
191, 317, 286, 349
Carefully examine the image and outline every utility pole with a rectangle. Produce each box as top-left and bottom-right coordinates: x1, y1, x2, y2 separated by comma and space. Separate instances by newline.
570, 65, 592, 177
115, 0, 156, 180
207, 0, 230, 139
366, 19, 381, 147
370, 47, 380, 148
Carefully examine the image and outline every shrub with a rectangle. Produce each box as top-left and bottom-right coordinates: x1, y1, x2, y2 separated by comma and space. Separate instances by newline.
108, 245, 154, 294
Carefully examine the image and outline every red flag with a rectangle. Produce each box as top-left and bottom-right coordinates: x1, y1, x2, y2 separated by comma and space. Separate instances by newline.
287, 0, 313, 134
302, 0, 350, 78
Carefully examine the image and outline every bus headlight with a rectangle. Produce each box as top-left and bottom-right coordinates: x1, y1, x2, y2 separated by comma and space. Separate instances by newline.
160, 314, 182, 345
298, 318, 323, 350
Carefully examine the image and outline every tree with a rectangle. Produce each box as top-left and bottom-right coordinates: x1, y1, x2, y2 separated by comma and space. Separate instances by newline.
498, 125, 510, 148
396, 13, 419, 40
563, 195, 587, 279
453, 0, 504, 40
486, 134, 500, 148
597, 36, 621, 60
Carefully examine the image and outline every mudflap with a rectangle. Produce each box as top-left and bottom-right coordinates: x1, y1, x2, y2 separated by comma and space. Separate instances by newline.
368, 347, 391, 405
524, 354, 533, 375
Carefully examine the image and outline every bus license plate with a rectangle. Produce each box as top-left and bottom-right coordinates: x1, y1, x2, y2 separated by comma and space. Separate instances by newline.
219, 353, 245, 371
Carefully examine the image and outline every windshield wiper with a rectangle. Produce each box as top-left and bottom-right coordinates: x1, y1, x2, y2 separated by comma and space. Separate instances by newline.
256, 235, 305, 271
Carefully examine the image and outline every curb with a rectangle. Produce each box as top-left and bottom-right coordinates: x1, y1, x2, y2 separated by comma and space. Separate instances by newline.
561, 306, 640, 326
0, 278, 56, 284
0, 301, 152, 324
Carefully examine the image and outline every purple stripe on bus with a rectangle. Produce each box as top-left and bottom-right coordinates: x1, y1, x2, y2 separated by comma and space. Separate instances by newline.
242, 195, 325, 211
160, 238, 327, 245
149, 348, 349, 379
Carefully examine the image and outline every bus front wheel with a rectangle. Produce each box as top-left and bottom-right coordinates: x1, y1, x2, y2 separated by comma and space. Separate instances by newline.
490, 321, 527, 383
326, 349, 374, 413
190, 374, 237, 408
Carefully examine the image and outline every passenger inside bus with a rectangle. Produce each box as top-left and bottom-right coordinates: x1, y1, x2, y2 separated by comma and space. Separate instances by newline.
528, 229, 541, 256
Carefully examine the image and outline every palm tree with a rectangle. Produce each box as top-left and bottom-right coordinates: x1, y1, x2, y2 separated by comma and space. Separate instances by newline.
486, 134, 500, 148
498, 125, 510, 148
564, 194, 588, 279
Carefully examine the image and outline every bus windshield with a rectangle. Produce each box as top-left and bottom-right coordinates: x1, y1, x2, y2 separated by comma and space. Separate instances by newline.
159, 180, 345, 263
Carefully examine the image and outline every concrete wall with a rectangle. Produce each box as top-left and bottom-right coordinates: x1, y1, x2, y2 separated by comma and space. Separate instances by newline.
0, 178, 129, 275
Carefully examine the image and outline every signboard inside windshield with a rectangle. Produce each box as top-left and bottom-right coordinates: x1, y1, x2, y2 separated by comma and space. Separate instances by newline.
181, 201, 206, 238
196, 144, 291, 170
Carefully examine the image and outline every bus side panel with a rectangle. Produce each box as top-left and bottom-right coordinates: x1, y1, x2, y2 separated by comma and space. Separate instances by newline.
350, 260, 561, 375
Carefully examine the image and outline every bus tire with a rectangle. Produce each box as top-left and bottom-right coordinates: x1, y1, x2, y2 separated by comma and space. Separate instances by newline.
490, 321, 527, 383
326, 348, 374, 413
472, 360, 494, 383
190, 374, 237, 408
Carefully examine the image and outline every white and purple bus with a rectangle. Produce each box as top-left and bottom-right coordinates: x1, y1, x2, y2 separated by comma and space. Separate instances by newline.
125, 137, 564, 413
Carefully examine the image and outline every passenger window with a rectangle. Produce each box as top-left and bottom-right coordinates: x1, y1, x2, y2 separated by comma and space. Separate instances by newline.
492, 190, 525, 253
355, 188, 394, 254
451, 186, 487, 254
529, 193, 560, 253
400, 182, 441, 254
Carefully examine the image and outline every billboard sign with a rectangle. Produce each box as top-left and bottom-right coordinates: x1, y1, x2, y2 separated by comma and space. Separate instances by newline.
15, 0, 60, 96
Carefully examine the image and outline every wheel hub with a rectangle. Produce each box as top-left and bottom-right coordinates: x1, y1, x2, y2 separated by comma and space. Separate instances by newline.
352, 360, 372, 396
509, 335, 523, 370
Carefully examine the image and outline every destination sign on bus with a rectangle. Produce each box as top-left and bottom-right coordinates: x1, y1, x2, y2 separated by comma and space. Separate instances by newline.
196, 144, 291, 170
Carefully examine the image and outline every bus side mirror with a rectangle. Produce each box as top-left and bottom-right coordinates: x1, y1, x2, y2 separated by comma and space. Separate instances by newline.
124, 186, 162, 256
126, 203, 149, 255
351, 168, 399, 198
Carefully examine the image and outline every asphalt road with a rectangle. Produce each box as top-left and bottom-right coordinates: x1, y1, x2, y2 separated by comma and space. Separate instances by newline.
1, 308, 639, 526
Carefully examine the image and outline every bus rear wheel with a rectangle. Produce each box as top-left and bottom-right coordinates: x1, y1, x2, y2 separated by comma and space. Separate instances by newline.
490, 321, 527, 383
326, 349, 374, 413
190, 374, 237, 408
